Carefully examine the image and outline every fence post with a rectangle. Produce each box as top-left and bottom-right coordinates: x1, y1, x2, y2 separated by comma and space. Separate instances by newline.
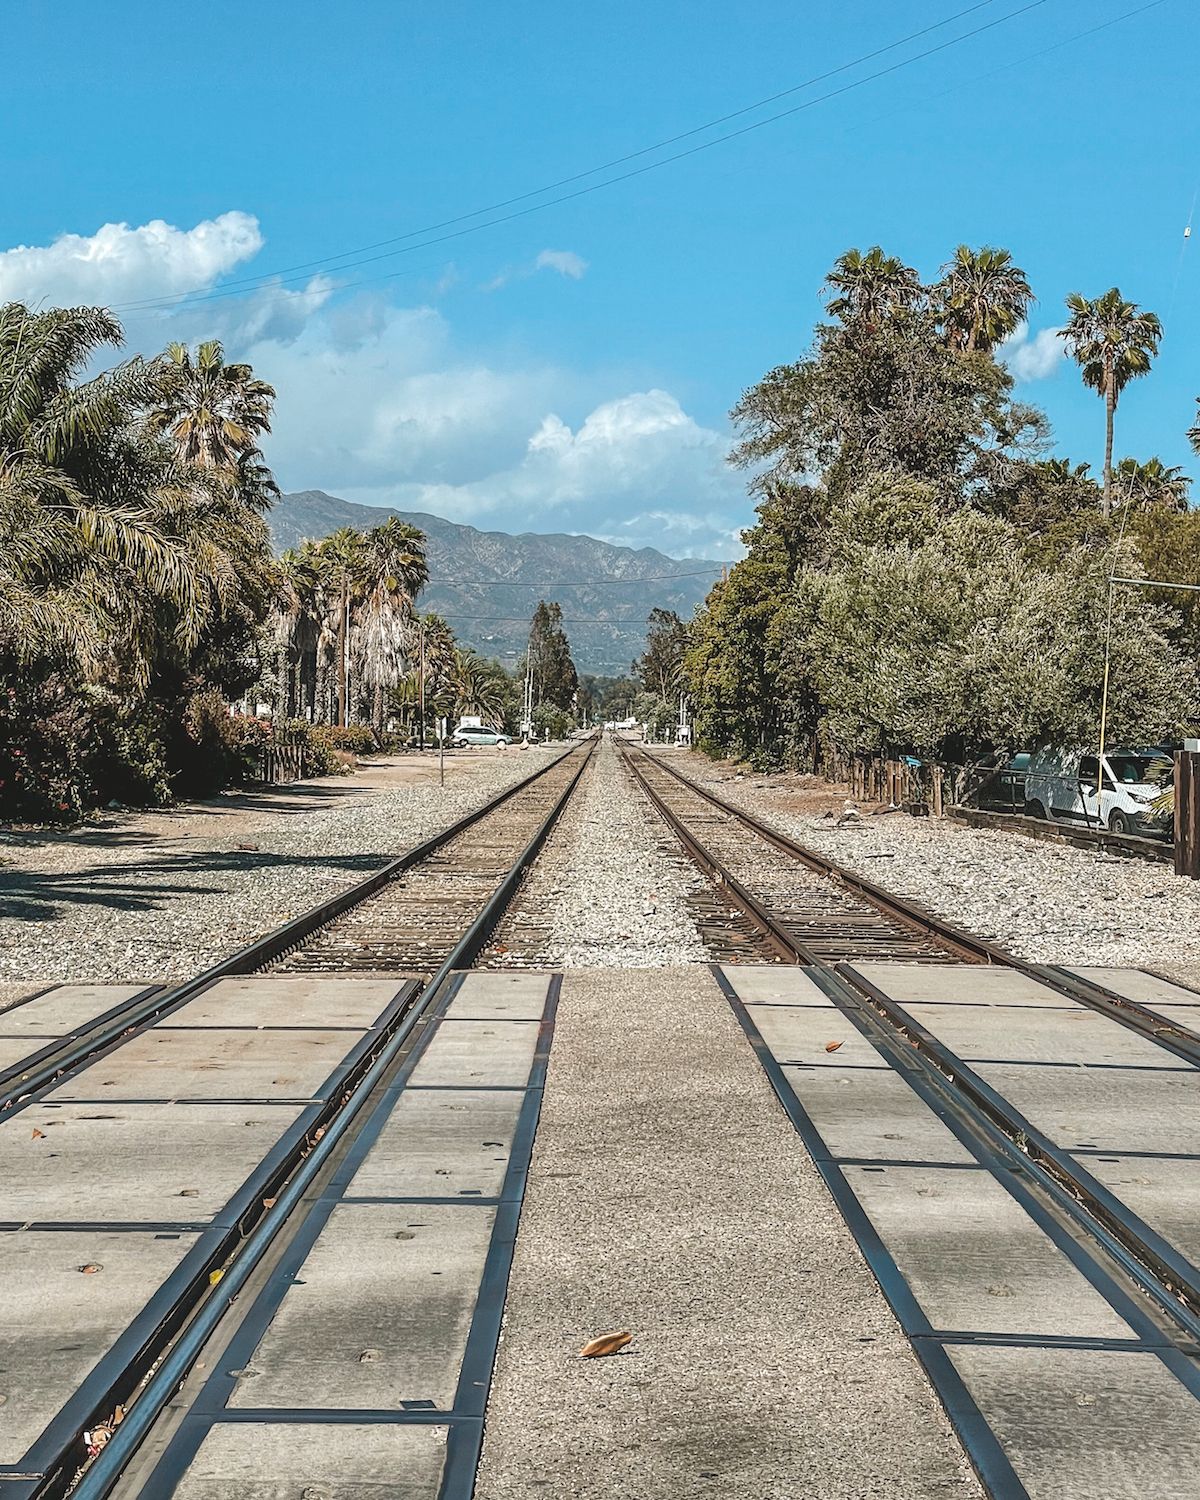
931, 765, 944, 817
1176, 751, 1200, 879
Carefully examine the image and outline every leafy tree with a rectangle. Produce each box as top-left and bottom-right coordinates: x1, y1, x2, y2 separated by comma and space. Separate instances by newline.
1060, 289, 1162, 514
526, 600, 577, 710
634, 608, 688, 700
936, 245, 1033, 354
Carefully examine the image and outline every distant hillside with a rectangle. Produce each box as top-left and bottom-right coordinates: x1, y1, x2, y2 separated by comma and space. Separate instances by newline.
271, 489, 730, 672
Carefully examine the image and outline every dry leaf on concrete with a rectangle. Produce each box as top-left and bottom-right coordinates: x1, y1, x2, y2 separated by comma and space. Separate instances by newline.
824, 1041, 843, 1053
579, 1331, 633, 1358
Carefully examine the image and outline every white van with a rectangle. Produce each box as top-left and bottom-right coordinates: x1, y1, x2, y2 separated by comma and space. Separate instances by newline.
1023, 747, 1170, 838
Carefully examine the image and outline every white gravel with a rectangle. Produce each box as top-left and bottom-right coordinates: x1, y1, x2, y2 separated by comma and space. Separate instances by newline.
0, 750, 559, 984
494, 736, 707, 967
668, 750, 1200, 969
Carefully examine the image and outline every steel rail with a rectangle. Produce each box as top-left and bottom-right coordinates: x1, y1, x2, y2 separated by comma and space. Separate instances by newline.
621, 741, 1200, 1345
0, 740, 588, 1114
32, 736, 595, 1500
628, 744, 1200, 1067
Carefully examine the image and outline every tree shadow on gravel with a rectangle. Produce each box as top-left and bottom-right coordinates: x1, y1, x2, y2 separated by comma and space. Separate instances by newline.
0, 850, 389, 922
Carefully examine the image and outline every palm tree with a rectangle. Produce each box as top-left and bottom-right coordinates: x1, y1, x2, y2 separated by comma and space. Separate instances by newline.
1059, 289, 1162, 515
356, 519, 429, 734
147, 340, 276, 477
315, 527, 368, 727
937, 245, 1033, 353
452, 648, 505, 726
823, 247, 924, 328
1113, 456, 1190, 513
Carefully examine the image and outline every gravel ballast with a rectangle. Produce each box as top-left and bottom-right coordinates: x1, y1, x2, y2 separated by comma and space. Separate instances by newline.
0, 749, 558, 984
492, 736, 707, 967
668, 749, 1200, 968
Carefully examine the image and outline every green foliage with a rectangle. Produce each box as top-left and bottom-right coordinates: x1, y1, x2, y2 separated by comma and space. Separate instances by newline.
531, 703, 572, 740
527, 600, 578, 710
634, 608, 688, 700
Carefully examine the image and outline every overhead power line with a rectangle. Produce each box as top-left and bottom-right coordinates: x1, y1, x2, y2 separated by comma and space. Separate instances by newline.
112, 0, 1051, 314
423, 568, 724, 586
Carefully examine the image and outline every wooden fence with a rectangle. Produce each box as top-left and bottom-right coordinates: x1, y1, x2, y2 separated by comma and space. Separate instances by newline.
253, 743, 308, 785
1176, 751, 1200, 879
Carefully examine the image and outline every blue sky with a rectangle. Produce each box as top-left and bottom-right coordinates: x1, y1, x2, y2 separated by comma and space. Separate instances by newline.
1, 0, 1196, 558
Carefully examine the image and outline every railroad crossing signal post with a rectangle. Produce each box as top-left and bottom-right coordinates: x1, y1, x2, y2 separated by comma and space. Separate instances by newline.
1176, 749, 1200, 880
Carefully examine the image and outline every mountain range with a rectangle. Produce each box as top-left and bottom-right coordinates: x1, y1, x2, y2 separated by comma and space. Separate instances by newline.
270, 490, 730, 672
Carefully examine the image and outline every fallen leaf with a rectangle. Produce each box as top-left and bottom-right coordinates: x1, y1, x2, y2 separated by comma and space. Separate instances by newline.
824, 1040, 844, 1053
79, 1263, 103, 1275
262, 1196, 277, 1209
31, 1127, 45, 1140
579, 1330, 633, 1358
209, 1269, 225, 1286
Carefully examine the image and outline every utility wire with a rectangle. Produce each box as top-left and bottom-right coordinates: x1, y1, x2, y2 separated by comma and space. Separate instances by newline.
112, 0, 1052, 314
423, 568, 724, 586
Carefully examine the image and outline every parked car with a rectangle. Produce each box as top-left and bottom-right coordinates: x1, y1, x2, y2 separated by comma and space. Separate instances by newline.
1023, 746, 1170, 837
449, 726, 510, 748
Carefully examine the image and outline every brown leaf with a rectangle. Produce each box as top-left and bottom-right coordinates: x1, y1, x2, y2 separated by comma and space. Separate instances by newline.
262, 1196, 277, 1209
579, 1330, 633, 1358
79, 1263, 103, 1275
31, 1127, 45, 1140
824, 1040, 844, 1053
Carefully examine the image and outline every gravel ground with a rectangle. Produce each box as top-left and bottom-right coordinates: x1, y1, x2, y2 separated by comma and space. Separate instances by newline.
491, 736, 707, 967
476, 967, 980, 1499
0, 749, 558, 984
667, 750, 1200, 969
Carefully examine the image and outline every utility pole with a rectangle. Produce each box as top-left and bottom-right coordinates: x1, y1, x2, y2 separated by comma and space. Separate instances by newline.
418, 624, 426, 753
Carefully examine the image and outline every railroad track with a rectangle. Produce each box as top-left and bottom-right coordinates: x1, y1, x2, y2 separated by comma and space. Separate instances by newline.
0, 738, 594, 1500
622, 741, 1200, 1495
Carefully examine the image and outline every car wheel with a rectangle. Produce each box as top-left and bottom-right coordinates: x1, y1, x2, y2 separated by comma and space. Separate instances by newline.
1024, 799, 1047, 820
1108, 809, 1131, 835
496, 738, 509, 747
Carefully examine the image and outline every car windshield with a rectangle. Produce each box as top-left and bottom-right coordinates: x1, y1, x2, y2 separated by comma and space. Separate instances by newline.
1107, 754, 1154, 784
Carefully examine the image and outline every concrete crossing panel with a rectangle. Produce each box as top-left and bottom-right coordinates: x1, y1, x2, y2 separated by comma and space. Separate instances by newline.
347, 1087, 525, 1199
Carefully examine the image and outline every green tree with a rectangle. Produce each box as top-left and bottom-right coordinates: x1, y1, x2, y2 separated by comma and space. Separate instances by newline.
634, 607, 688, 700
936, 245, 1033, 354
147, 339, 276, 478
356, 518, 428, 734
1060, 289, 1162, 515
1113, 456, 1190, 513
823, 246, 924, 327
527, 600, 577, 710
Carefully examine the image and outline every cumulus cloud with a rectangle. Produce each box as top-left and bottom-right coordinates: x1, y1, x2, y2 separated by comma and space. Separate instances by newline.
0, 211, 263, 308
1001, 322, 1065, 382
534, 248, 587, 280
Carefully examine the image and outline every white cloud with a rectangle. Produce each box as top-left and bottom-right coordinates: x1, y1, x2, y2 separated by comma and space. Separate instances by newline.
1001, 321, 1065, 382
483, 247, 588, 292
0, 212, 263, 308
535, 248, 587, 280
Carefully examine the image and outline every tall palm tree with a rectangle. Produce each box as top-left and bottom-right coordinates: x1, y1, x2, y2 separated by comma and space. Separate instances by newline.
1113, 456, 1190, 513
315, 527, 368, 727
452, 648, 505, 726
937, 245, 1033, 353
1059, 289, 1162, 515
823, 246, 924, 328
147, 340, 276, 478
356, 519, 429, 734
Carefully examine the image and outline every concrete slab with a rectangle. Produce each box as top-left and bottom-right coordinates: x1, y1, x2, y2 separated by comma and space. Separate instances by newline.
346, 1088, 525, 1199
407, 1020, 540, 1090
1068, 967, 1200, 1010
1084, 1155, 1200, 1266
747, 1001, 881, 1069
949, 1346, 1200, 1498
972, 1063, 1200, 1155
476, 967, 981, 1500
716, 966, 831, 1006
49, 1026, 363, 1102
0, 1228, 200, 1464
853, 963, 1076, 1009
778, 1063, 976, 1163
228, 1202, 495, 1411
170, 1422, 448, 1499
847, 1164, 1134, 1338
4, 1101, 307, 1223
0, 984, 149, 1039
446, 970, 554, 1021
170, 975, 404, 1030
902, 1001, 1183, 1069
